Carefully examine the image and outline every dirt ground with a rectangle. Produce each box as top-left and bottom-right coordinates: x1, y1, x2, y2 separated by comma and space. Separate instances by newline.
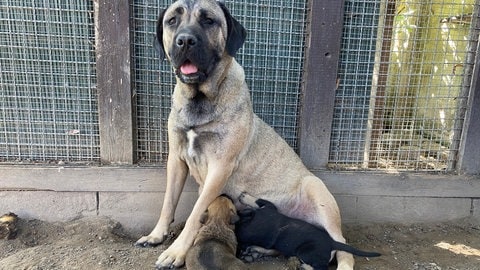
0, 215, 479, 270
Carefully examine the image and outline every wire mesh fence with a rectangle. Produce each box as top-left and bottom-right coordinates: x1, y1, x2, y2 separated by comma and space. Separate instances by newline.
0, 1, 99, 163
2, 0, 477, 171
131, 0, 174, 164
330, 0, 479, 171
131, 0, 308, 164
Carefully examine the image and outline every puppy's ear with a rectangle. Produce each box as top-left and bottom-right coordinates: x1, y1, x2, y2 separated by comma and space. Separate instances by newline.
237, 209, 254, 221
199, 210, 209, 224
218, 2, 246, 57
256, 199, 277, 210
153, 8, 167, 60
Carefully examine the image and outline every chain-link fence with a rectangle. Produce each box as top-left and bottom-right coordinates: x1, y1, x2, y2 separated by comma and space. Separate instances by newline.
1, 0, 478, 172
0, 1, 99, 163
330, 0, 479, 171
131, 0, 308, 164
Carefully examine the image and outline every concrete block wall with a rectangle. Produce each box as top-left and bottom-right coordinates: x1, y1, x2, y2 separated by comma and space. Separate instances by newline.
98, 191, 197, 235
336, 195, 475, 224
0, 191, 197, 236
0, 191, 97, 222
1, 190, 478, 236
473, 199, 480, 219
1, 167, 479, 236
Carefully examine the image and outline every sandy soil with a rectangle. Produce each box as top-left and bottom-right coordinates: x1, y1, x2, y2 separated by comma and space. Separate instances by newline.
0, 215, 479, 270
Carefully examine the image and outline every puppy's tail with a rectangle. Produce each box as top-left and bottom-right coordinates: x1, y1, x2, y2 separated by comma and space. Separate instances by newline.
332, 241, 381, 257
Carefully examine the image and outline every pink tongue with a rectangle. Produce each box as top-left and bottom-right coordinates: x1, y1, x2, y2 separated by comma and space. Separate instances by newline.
180, 63, 198, 74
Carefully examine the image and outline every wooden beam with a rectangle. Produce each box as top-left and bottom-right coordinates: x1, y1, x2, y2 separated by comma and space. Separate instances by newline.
458, 70, 480, 173
0, 166, 197, 192
94, 0, 134, 164
298, 0, 345, 169
1, 166, 479, 198
457, 8, 480, 174
314, 171, 480, 198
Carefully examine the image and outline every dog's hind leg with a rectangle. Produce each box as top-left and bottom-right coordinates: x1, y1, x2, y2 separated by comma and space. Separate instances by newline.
301, 176, 355, 270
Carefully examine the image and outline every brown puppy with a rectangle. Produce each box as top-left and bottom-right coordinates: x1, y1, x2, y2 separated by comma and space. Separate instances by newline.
136, 1, 354, 269
185, 195, 247, 270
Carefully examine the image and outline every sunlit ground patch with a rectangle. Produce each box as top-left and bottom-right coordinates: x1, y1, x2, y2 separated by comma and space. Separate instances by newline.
435, 242, 480, 259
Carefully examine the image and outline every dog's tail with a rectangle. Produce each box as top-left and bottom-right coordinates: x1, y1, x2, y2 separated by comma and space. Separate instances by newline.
332, 241, 381, 257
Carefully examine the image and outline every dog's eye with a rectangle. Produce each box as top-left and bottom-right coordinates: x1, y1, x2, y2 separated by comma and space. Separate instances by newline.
167, 17, 177, 25
202, 18, 215, 25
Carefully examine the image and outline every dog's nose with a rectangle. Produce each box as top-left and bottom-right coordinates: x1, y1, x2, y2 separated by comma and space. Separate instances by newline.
176, 33, 197, 48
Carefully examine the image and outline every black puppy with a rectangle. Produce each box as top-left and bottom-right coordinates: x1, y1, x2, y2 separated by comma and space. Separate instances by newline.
236, 198, 381, 270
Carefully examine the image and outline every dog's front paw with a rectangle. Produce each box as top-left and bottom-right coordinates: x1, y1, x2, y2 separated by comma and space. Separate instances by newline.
135, 234, 167, 248
154, 241, 187, 269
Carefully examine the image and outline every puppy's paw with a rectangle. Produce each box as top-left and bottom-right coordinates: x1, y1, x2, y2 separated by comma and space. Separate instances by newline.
135, 234, 167, 248
239, 246, 260, 263
299, 263, 315, 270
248, 246, 280, 256
240, 245, 280, 262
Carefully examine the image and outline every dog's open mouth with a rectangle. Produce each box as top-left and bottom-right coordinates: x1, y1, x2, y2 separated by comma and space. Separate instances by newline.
176, 60, 208, 84
180, 61, 198, 75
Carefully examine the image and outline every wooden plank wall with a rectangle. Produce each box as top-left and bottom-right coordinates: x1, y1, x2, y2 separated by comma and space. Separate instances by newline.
298, 0, 345, 169
94, 0, 134, 164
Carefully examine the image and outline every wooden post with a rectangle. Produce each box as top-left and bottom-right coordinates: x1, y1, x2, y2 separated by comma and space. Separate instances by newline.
298, 0, 345, 169
457, 6, 480, 174
94, 0, 134, 164
364, 0, 396, 168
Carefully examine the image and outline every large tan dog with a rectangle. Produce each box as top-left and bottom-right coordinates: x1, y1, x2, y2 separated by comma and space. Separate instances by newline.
185, 195, 247, 270
135, 0, 355, 269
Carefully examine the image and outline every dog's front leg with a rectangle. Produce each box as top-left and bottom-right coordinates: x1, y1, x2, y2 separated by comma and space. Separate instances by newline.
155, 160, 235, 269
136, 154, 188, 247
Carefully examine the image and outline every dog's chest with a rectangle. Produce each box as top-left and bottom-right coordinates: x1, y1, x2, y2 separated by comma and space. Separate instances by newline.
186, 129, 199, 158
177, 91, 217, 128
178, 127, 220, 180
182, 128, 220, 157
173, 93, 223, 161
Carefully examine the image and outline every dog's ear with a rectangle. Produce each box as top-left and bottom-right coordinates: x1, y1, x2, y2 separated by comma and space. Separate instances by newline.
218, 2, 246, 57
153, 8, 167, 60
